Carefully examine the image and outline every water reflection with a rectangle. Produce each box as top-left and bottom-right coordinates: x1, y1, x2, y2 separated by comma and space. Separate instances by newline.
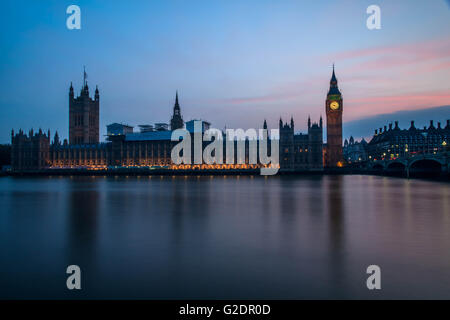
0, 175, 449, 299
66, 182, 100, 261
326, 176, 346, 296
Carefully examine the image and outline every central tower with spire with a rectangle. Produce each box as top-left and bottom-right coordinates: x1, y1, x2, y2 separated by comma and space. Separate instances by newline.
325, 64, 343, 167
170, 91, 184, 130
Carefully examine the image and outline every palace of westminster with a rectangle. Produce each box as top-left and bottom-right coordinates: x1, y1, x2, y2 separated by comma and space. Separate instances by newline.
10, 68, 449, 172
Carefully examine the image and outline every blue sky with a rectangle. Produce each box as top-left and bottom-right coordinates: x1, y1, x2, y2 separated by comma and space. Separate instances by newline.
0, 0, 449, 143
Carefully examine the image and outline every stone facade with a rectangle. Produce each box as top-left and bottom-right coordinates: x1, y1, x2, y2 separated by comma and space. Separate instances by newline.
367, 120, 450, 160
325, 65, 343, 167
11, 129, 50, 170
11, 76, 325, 172
279, 116, 323, 171
69, 71, 99, 144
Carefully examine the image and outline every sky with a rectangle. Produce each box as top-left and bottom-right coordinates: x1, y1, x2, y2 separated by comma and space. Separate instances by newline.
0, 0, 449, 143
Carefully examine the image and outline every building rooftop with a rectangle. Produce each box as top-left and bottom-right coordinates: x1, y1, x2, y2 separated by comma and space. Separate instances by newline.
369, 120, 449, 145
125, 130, 173, 141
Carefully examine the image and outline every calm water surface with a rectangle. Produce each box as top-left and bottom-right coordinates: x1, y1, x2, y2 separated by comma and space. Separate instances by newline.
0, 175, 449, 299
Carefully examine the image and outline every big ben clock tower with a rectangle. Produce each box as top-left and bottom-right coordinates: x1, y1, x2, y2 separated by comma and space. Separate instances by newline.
325, 65, 343, 167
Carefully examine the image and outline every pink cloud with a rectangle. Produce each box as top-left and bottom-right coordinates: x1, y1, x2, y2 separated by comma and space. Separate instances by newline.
404, 59, 450, 76
318, 37, 450, 120
321, 37, 450, 81
203, 38, 450, 124
328, 37, 450, 62
345, 90, 450, 120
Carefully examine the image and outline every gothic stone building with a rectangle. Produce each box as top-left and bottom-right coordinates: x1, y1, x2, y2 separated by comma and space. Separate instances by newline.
279, 116, 323, 171
343, 136, 368, 163
11, 129, 50, 170
367, 120, 450, 160
11, 73, 325, 172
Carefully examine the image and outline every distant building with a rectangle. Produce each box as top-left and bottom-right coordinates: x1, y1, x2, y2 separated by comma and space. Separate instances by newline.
69, 69, 99, 144
367, 120, 450, 160
138, 125, 154, 133
107, 123, 134, 136
343, 137, 368, 163
186, 119, 210, 133
154, 123, 169, 131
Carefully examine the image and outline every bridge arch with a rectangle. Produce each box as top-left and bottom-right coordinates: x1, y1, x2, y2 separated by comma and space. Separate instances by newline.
409, 157, 445, 168
408, 158, 442, 176
384, 161, 407, 176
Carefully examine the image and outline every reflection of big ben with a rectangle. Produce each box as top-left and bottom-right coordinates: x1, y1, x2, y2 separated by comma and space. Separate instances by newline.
325, 65, 343, 167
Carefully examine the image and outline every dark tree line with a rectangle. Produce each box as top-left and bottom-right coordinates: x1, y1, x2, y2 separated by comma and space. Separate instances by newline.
0, 144, 11, 167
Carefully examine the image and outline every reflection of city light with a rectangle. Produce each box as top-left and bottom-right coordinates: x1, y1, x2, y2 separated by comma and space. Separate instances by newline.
48, 163, 277, 171
168, 163, 272, 170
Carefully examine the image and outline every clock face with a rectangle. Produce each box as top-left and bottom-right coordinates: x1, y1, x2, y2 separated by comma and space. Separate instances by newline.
330, 101, 339, 110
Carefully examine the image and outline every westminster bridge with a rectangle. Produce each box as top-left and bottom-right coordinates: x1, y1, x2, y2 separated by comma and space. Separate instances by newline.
364, 152, 450, 178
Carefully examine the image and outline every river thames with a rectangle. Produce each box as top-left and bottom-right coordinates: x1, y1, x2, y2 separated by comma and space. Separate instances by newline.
0, 175, 449, 299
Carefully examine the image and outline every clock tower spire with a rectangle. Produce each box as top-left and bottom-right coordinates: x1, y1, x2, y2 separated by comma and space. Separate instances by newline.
325, 64, 343, 167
